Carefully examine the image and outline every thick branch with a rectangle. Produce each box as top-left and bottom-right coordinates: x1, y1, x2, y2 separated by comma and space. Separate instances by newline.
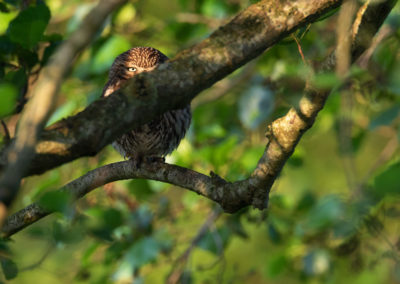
247, 0, 396, 208
0, 0, 343, 177
1, 161, 234, 237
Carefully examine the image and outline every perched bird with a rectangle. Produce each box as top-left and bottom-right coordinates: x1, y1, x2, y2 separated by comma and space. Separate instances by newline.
101, 47, 191, 164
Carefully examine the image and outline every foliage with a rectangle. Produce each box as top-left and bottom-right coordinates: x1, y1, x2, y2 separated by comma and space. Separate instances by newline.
0, 0, 399, 283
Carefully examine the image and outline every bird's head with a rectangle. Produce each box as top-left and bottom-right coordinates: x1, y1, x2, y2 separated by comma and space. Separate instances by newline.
109, 47, 168, 81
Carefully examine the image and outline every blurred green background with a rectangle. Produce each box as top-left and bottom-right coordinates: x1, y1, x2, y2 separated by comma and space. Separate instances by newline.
0, 0, 399, 283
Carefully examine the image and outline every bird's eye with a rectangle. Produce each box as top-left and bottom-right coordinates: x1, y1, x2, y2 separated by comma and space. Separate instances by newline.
127, 67, 137, 72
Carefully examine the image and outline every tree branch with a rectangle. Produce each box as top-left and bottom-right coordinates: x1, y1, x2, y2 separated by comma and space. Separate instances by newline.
0, 0, 343, 177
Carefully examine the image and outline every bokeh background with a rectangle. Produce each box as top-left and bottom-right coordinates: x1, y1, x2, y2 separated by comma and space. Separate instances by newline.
0, 0, 399, 283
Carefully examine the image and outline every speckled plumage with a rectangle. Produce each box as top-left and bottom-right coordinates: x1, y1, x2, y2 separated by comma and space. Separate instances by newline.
101, 47, 191, 161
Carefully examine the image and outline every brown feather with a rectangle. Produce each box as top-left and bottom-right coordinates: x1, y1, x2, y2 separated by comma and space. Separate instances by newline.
102, 47, 191, 161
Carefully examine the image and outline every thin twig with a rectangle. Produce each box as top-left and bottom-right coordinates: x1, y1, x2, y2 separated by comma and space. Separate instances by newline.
19, 244, 55, 272
336, 0, 359, 191
359, 133, 398, 188
167, 208, 222, 284
292, 34, 307, 67
357, 24, 395, 69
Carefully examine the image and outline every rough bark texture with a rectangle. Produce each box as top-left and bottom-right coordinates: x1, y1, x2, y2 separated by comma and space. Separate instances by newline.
0, 0, 342, 177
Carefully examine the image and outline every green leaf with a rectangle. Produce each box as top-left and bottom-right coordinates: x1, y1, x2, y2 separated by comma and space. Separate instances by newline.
41, 35, 63, 66
85, 207, 124, 241
212, 136, 238, 169
197, 226, 231, 254
38, 190, 72, 213
114, 237, 161, 281
369, 106, 400, 130
201, 0, 230, 18
0, 2, 9, 13
46, 100, 78, 126
311, 72, 341, 89
267, 223, 282, 243
0, 10, 17, 34
298, 195, 345, 234
127, 179, 155, 201
16, 48, 39, 68
8, 3, 51, 49
372, 161, 400, 198
0, 83, 17, 118
240, 146, 265, 173
4, 68, 27, 89
1, 258, 18, 280
267, 255, 288, 278
226, 214, 248, 239
295, 192, 316, 212
52, 220, 82, 244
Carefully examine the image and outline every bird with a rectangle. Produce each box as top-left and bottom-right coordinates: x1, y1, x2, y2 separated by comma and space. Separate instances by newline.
101, 47, 191, 165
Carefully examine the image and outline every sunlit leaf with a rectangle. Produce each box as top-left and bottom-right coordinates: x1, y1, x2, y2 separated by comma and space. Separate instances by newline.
201, 0, 231, 18
0, 83, 17, 118
182, 191, 201, 210
240, 146, 264, 173
212, 136, 238, 168
311, 72, 341, 89
115, 4, 136, 26
0, 10, 17, 34
91, 35, 130, 74
196, 124, 226, 142
46, 100, 79, 126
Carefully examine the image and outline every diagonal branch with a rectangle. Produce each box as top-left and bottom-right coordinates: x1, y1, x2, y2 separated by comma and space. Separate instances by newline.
0, 0, 128, 209
0, 0, 343, 178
